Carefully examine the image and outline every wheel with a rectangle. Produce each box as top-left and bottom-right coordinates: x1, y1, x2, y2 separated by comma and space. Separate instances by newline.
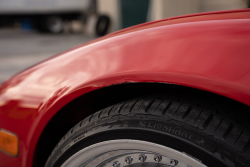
45, 97, 250, 167
42, 16, 64, 34
95, 15, 110, 36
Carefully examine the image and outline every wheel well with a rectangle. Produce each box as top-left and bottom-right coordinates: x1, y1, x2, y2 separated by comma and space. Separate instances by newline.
33, 83, 250, 167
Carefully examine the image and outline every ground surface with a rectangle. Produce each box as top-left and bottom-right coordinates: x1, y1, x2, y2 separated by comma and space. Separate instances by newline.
0, 29, 95, 83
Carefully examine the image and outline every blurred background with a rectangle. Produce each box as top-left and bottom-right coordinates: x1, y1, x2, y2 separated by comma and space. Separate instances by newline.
0, 0, 249, 83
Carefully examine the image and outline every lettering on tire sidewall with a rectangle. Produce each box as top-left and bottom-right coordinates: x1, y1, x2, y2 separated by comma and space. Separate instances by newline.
125, 120, 217, 153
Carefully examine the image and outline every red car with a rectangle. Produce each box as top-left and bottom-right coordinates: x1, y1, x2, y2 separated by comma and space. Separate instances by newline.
1, 9, 250, 167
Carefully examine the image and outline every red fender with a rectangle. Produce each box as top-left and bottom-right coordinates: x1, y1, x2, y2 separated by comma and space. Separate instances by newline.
0, 9, 250, 167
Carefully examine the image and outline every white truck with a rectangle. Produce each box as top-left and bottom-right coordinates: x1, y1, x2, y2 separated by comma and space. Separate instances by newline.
0, 0, 91, 33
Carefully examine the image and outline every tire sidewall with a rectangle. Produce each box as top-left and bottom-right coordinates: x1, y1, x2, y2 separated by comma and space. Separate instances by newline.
46, 114, 245, 167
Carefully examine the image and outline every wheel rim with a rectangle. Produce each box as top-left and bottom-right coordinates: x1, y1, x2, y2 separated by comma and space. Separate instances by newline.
61, 140, 206, 167
47, 16, 63, 33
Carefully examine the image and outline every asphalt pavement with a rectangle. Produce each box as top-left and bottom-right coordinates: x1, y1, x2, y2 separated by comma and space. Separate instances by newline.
0, 29, 95, 83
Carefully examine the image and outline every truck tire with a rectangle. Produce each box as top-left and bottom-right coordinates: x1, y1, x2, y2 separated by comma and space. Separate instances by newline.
95, 15, 110, 36
45, 97, 250, 167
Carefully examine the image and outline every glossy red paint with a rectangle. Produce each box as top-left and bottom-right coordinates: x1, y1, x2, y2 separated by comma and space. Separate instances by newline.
1, 9, 250, 167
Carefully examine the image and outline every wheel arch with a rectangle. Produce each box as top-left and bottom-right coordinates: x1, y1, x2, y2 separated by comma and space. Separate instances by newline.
32, 82, 250, 167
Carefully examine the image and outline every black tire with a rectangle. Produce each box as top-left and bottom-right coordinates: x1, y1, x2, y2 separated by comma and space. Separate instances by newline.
95, 15, 110, 36
45, 97, 250, 167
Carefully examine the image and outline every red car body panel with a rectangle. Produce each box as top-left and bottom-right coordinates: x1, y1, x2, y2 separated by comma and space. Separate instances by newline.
0, 9, 250, 167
